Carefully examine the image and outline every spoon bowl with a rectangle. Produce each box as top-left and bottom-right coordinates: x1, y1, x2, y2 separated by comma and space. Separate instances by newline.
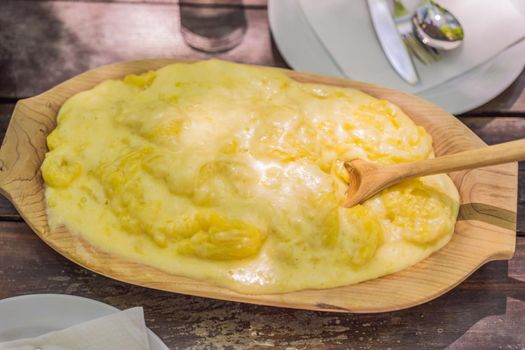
412, 0, 464, 51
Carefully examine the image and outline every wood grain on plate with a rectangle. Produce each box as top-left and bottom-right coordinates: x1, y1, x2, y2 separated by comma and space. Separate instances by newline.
0, 59, 517, 313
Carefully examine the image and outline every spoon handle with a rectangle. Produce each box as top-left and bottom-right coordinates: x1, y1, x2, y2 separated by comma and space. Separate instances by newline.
396, 138, 525, 179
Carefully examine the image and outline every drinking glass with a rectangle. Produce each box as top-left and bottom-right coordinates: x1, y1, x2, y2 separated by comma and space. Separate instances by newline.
179, 0, 247, 53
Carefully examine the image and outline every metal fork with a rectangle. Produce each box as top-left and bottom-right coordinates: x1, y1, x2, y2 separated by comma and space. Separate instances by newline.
393, 0, 440, 65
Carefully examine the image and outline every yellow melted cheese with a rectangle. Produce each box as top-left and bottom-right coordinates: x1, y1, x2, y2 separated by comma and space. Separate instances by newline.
41, 60, 459, 293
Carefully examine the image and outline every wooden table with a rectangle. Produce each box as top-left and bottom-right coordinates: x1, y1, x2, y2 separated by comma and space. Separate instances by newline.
1, 1, 524, 349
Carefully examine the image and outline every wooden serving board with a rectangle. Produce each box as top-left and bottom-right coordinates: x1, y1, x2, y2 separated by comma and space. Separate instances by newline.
0, 59, 517, 313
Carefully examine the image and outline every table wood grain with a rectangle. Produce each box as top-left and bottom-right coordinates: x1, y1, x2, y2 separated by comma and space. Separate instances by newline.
0, 1, 524, 349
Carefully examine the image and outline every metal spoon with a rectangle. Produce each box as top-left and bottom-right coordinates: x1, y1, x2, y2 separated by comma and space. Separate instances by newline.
411, 0, 464, 51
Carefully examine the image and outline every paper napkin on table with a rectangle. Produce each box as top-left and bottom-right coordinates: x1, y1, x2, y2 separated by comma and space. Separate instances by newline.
0, 307, 150, 350
298, 0, 525, 94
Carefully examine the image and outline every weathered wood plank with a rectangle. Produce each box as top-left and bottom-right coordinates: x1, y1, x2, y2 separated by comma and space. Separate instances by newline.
0, 221, 524, 349
2, 0, 525, 115
1, 0, 524, 114
459, 117, 525, 143
32, 0, 268, 6
0, 0, 285, 98
0, 104, 20, 220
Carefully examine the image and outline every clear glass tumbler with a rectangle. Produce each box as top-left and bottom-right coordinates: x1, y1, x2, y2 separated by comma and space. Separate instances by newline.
179, 0, 247, 53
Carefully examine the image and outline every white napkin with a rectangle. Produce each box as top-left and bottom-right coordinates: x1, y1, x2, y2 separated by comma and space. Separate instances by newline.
0, 308, 150, 350
298, 0, 525, 94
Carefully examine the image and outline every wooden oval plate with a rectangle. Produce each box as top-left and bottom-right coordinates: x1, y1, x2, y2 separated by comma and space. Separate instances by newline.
0, 59, 517, 313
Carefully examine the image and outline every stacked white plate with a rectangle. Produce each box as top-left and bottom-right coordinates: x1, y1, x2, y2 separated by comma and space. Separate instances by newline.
268, 0, 525, 114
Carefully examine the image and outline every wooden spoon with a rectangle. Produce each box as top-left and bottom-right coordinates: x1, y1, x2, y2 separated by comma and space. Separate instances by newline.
344, 138, 525, 207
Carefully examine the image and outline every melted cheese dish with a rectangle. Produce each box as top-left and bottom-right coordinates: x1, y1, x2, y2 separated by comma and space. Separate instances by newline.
41, 60, 459, 293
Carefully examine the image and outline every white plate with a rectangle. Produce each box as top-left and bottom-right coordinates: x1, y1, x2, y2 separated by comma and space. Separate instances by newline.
268, 0, 525, 114
0, 294, 169, 350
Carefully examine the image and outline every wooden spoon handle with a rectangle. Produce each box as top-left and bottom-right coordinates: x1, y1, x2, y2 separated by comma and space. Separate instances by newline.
396, 138, 525, 179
